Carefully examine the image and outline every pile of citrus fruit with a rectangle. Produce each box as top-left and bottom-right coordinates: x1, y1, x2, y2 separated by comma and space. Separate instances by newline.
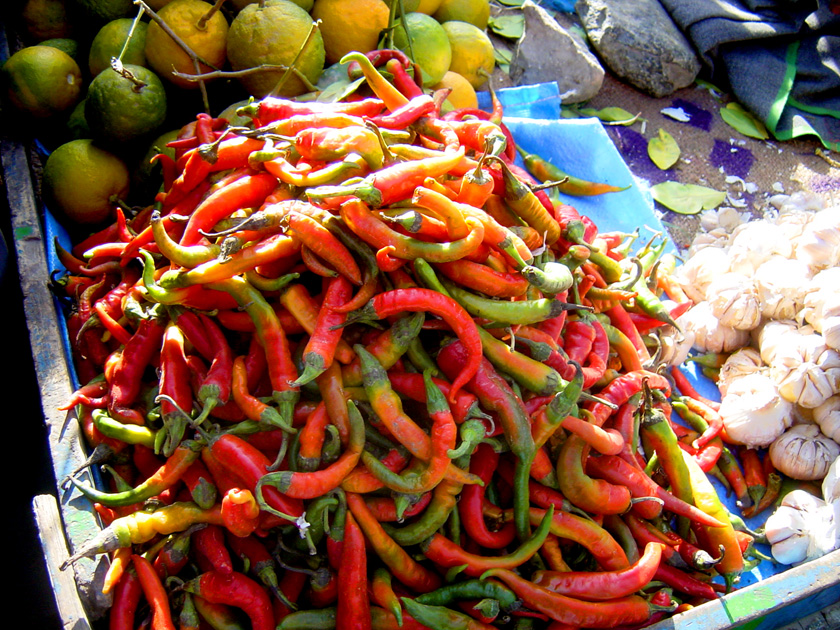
2, 0, 499, 227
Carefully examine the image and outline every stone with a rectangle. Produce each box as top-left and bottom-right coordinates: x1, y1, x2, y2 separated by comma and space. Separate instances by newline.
575, 0, 701, 98
509, 0, 605, 104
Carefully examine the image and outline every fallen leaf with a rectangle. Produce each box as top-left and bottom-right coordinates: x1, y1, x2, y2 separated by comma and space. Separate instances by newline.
493, 47, 512, 73
720, 102, 769, 140
488, 14, 525, 39
495, 0, 525, 5
647, 128, 680, 170
661, 107, 691, 123
317, 77, 365, 103
650, 181, 726, 215
577, 106, 639, 125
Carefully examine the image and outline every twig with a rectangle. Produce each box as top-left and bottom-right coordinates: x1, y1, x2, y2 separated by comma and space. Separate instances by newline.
268, 19, 323, 97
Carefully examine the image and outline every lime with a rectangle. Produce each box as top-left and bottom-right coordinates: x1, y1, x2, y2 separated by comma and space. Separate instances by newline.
21, 0, 73, 41
39, 38, 79, 60
144, 0, 229, 89
226, 0, 325, 98
433, 0, 490, 29
89, 18, 148, 78
441, 20, 494, 89
66, 98, 91, 139
42, 138, 131, 225
1, 45, 82, 118
311, 0, 390, 65
85, 64, 167, 144
72, 0, 135, 23
391, 12, 451, 87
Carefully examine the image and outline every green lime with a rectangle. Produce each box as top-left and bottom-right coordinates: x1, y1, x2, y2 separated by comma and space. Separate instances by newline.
1, 45, 82, 118
72, 0, 134, 23
21, 0, 73, 41
89, 19, 148, 78
391, 12, 451, 86
39, 38, 79, 60
42, 138, 131, 225
85, 64, 167, 144
66, 98, 91, 139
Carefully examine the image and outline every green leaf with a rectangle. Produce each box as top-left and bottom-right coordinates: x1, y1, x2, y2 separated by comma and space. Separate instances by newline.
720, 102, 769, 140
316, 77, 365, 103
647, 128, 680, 170
576, 106, 638, 125
488, 14, 525, 39
493, 46, 512, 73
495, 0, 525, 6
650, 181, 726, 215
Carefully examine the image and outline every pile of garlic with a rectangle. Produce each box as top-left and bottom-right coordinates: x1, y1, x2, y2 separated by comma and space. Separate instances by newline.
673, 192, 840, 482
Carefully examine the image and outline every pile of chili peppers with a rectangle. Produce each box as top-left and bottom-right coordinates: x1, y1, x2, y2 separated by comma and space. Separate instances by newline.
54, 49, 772, 630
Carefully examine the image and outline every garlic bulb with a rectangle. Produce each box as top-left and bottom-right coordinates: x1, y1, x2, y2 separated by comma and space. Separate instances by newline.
718, 372, 793, 448
769, 423, 840, 480
754, 319, 806, 365
772, 361, 835, 409
727, 219, 793, 275
821, 455, 840, 504
654, 325, 696, 368
792, 206, 840, 272
717, 347, 764, 397
769, 190, 824, 215
698, 207, 744, 234
687, 228, 731, 258
705, 272, 762, 331
675, 247, 731, 303
753, 256, 812, 321
675, 301, 750, 355
764, 489, 838, 565
814, 396, 840, 443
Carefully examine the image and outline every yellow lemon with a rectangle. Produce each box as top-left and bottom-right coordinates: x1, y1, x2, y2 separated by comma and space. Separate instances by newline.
311, 0, 390, 65
226, 0, 325, 98
415, 0, 443, 14
144, 0, 228, 89
433, 0, 490, 29
42, 139, 131, 225
391, 12, 451, 87
441, 20, 494, 89
1, 45, 82, 118
432, 70, 478, 110
89, 18, 148, 78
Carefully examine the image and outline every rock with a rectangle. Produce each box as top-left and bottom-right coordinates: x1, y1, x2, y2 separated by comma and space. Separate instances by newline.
509, 0, 604, 104
575, 0, 701, 98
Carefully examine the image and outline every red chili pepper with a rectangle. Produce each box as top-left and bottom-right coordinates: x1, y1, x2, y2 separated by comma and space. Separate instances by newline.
336, 510, 372, 629
132, 554, 176, 630
192, 524, 234, 574
220, 488, 260, 538
459, 443, 517, 549
107, 317, 166, 425
184, 570, 274, 630
109, 566, 143, 630
531, 541, 664, 600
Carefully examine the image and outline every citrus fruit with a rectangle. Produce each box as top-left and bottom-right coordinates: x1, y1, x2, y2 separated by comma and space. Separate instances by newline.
433, 0, 490, 29
432, 70, 478, 110
85, 64, 167, 144
311, 0, 390, 65
226, 0, 325, 98
441, 20, 494, 89
89, 18, 148, 78
228, 0, 313, 9
415, 0, 442, 13
21, 0, 72, 41
384, 0, 421, 13
66, 98, 91, 139
73, 0, 135, 23
39, 38, 79, 60
1, 45, 82, 118
391, 12, 451, 87
144, 0, 229, 89
42, 138, 131, 225
133, 127, 180, 196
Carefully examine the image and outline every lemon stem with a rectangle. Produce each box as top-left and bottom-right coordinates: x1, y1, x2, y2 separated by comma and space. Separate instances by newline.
197, 0, 226, 30
268, 18, 322, 98
132, 0, 213, 112
117, 6, 147, 66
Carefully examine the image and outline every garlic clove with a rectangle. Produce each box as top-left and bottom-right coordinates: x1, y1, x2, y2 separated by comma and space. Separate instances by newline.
770, 532, 809, 565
